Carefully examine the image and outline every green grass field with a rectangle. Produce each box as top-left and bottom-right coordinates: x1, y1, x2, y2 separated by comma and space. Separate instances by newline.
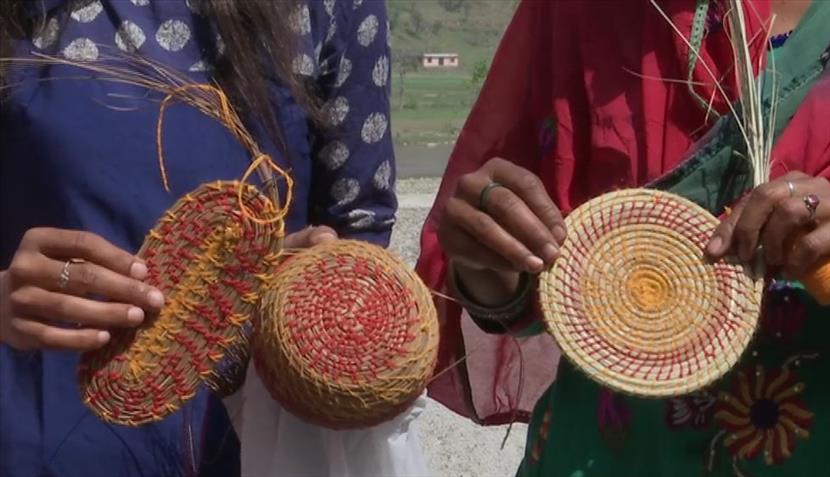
391, 72, 476, 145
388, 0, 514, 145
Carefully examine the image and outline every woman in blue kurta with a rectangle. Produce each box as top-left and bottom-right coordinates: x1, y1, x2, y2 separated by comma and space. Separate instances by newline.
0, 1, 422, 476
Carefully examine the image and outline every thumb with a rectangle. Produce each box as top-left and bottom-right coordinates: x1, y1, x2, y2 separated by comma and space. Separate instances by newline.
706, 202, 745, 259
284, 226, 338, 250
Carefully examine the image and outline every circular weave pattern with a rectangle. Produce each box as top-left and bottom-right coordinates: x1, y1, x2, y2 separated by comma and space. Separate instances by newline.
540, 189, 763, 398
254, 240, 439, 429
79, 181, 283, 425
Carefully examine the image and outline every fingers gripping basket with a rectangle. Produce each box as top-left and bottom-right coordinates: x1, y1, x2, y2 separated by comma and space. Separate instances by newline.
540, 189, 764, 397
79, 181, 282, 425
254, 240, 439, 429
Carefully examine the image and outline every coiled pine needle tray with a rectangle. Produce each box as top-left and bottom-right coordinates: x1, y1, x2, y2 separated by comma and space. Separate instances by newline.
79, 181, 282, 426
254, 239, 439, 429
540, 189, 764, 398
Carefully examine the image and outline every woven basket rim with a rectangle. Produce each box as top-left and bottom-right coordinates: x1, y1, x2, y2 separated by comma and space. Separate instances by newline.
254, 239, 439, 428
80, 181, 282, 425
540, 188, 763, 398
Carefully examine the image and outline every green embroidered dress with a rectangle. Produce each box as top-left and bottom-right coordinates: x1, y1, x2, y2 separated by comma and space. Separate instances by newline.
519, 4, 830, 477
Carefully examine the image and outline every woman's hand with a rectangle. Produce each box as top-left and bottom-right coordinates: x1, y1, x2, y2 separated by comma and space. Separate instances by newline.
438, 158, 565, 305
707, 171, 830, 277
0, 226, 338, 353
0, 229, 164, 352
283, 225, 338, 250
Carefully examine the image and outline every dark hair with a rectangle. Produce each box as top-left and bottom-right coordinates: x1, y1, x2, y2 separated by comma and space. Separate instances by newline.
0, 0, 322, 145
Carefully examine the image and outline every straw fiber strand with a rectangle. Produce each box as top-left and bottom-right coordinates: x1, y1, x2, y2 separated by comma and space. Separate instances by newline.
79, 181, 283, 425
255, 240, 439, 429
540, 189, 763, 398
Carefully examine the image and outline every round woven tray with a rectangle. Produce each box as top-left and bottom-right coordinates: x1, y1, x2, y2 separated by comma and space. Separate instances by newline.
79, 181, 283, 426
254, 240, 439, 429
540, 189, 763, 398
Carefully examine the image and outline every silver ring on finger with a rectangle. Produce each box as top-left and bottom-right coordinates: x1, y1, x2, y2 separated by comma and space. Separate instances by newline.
479, 181, 504, 213
57, 258, 85, 291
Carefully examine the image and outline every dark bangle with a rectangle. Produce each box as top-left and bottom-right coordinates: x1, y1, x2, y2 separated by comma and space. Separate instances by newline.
450, 266, 535, 333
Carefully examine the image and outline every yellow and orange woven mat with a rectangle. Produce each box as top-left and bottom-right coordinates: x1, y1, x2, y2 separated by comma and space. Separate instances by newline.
540, 189, 764, 398
79, 181, 282, 426
254, 239, 439, 429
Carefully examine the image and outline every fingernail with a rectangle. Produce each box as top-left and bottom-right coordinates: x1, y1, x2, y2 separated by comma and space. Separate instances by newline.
542, 243, 559, 263
147, 289, 165, 309
525, 255, 544, 272
97, 331, 111, 344
131, 262, 148, 280
552, 225, 567, 244
127, 307, 145, 324
707, 237, 723, 255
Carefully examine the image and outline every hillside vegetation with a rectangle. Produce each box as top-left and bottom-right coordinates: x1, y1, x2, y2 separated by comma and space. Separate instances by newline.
387, 0, 515, 145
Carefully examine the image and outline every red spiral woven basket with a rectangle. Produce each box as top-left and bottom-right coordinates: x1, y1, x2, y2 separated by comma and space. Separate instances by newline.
79, 181, 283, 425
254, 240, 439, 429
540, 189, 764, 397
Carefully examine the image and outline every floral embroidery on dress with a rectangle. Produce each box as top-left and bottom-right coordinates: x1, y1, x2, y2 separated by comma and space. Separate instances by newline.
538, 116, 556, 157
530, 409, 552, 463
665, 391, 716, 429
595, 389, 631, 451
759, 280, 808, 341
714, 365, 813, 465
705, 0, 725, 34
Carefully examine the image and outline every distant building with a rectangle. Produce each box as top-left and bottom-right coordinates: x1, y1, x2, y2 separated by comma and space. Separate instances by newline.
422, 53, 459, 68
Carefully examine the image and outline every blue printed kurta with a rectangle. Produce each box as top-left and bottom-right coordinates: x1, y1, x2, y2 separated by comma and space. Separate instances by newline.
0, 1, 395, 476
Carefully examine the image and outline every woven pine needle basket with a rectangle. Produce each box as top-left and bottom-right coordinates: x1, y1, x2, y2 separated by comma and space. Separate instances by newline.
79, 181, 283, 426
540, 189, 764, 398
254, 239, 439, 429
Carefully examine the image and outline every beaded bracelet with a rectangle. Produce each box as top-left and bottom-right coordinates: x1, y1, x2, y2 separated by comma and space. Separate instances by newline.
450, 265, 535, 334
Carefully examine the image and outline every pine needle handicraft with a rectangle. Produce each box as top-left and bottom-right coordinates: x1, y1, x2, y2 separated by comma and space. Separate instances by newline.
542, 0, 830, 398
540, 189, 764, 397
79, 181, 284, 425
651, 0, 830, 304
721, 0, 830, 304
254, 240, 439, 429
0, 51, 292, 425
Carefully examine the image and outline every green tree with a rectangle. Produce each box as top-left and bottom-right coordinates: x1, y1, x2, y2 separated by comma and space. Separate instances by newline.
470, 59, 489, 90
389, 8, 401, 32
394, 54, 421, 108
430, 20, 443, 37
438, 0, 466, 13
409, 9, 425, 36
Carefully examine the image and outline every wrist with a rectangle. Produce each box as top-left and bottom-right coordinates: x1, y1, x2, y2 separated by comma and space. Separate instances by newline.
450, 262, 535, 332
452, 262, 522, 307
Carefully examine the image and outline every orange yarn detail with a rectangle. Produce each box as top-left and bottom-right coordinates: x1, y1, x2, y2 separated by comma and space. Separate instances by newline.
238, 154, 293, 228
626, 269, 672, 312
156, 83, 292, 227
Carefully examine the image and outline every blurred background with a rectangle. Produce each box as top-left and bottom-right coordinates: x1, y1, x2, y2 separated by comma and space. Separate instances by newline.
388, 0, 516, 178
383, 2, 528, 476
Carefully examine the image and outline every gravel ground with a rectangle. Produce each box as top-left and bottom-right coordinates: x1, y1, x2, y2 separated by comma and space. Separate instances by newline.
389, 178, 527, 477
